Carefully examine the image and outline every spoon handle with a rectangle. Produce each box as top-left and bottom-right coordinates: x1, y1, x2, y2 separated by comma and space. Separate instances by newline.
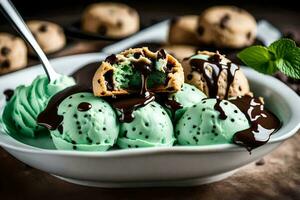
0, 0, 59, 81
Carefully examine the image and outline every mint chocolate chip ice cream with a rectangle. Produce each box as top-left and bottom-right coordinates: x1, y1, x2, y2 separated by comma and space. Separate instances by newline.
175, 98, 250, 145
117, 101, 174, 149
50, 92, 119, 151
2, 75, 75, 137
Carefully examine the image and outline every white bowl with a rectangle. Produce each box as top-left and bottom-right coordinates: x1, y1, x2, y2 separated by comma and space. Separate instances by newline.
0, 53, 299, 188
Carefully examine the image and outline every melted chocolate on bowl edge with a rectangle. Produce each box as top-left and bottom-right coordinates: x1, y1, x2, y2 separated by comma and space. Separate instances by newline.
230, 95, 281, 151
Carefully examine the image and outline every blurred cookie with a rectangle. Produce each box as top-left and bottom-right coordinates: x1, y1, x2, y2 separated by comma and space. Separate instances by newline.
82, 2, 140, 38
27, 20, 66, 54
168, 15, 200, 45
197, 6, 257, 48
0, 33, 27, 75
162, 45, 197, 61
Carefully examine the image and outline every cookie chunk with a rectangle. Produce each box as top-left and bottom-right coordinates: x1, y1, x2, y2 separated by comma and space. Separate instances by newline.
162, 45, 197, 61
82, 2, 140, 38
0, 33, 27, 75
168, 15, 200, 45
93, 47, 184, 96
182, 51, 250, 99
27, 20, 66, 54
197, 6, 257, 48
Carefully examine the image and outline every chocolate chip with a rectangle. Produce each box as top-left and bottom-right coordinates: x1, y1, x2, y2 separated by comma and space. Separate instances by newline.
187, 74, 193, 80
98, 25, 107, 35
157, 49, 167, 60
133, 52, 141, 59
87, 137, 93, 143
38, 24, 48, 32
197, 26, 204, 36
220, 14, 230, 29
116, 20, 123, 28
247, 32, 252, 39
1, 46, 11, 56
105, 54, 117, 64
0, 60, 10, 68
255, 158, 265, 166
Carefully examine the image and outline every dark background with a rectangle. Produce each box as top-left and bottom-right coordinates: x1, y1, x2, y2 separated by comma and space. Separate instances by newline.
1, 0, 300, 32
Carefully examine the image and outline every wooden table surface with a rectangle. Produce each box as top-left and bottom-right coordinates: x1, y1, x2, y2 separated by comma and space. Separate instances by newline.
0, 2, 299, 199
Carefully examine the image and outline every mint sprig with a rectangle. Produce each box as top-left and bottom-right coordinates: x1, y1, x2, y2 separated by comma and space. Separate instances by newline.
237, 38, 300, 79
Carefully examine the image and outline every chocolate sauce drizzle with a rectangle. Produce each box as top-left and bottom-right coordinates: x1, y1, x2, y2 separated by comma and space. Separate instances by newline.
38, 49, 172, 129
3, 89, 14, 101
37, 62, 98, 130
189, 53, 239, 99
111, 51, 157, 123
230, 95, 280, 151
214, 98, 227, 120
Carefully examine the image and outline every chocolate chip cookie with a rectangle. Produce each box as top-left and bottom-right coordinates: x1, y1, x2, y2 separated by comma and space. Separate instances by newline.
27, 20, 66, 54
93, 47, 184, 96
82, 2, 140, 38
197, 6, 257, 48
0, 33, 27, 75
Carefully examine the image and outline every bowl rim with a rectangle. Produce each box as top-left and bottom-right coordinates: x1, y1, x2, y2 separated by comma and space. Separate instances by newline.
0, 54, 299, 158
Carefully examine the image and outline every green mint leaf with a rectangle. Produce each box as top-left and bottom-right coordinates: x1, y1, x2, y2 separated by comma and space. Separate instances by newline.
238, 38, 300, 79
275, 47, 300, 79
237, 46, 276, 74
269, 38, 296, 58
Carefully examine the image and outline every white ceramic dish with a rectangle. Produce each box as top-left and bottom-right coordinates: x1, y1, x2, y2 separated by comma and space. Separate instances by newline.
0, 52, 299, 188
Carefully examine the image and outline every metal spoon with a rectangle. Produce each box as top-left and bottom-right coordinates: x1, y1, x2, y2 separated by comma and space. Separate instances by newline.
0, 0, 60, 82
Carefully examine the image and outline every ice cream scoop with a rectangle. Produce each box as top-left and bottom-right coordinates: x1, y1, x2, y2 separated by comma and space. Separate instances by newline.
117, 101, 174, 149
164, 83, 207, 121
50, 92, 119, 151
2, 75, 75, 137
175, 98, 250, 145
182, 51, 250, 99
